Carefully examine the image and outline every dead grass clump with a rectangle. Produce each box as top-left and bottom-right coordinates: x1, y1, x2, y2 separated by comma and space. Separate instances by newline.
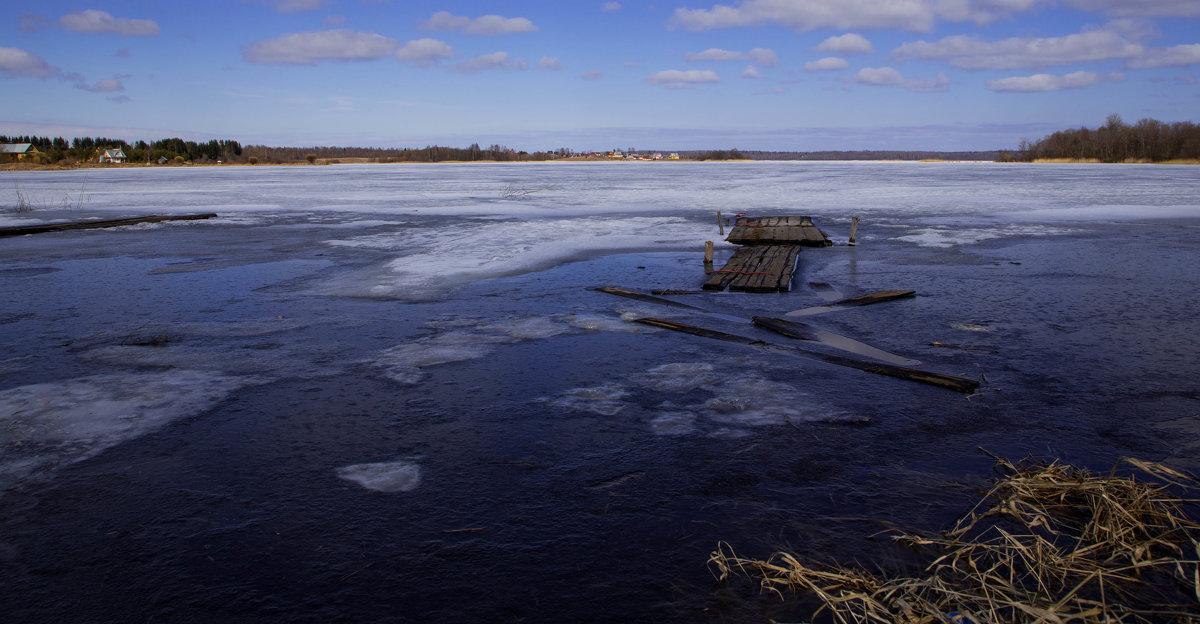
709, 456, 1200, 623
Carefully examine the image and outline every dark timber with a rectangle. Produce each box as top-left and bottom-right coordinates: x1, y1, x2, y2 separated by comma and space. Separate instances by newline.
704, 216, 831, 292
636, 317, 980, 393
0, 213, 218, 237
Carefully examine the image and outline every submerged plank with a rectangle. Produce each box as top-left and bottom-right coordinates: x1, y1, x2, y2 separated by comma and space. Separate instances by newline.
635, 317, 980, 393
0, 213, 219, 237
786, 289, 916, 317
703, 244, 801, 292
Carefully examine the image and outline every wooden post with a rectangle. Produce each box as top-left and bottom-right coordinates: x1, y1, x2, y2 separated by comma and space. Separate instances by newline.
848, 216, 859, 245
704, 241, 714, 268
717, 211, 724, 236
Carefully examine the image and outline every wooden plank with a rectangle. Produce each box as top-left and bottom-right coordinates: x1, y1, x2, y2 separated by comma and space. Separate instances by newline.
636, 317, 980, 393
0, 213, 218, 237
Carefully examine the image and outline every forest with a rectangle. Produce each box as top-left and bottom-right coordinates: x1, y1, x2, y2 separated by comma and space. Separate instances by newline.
1003, 115, 1200, 162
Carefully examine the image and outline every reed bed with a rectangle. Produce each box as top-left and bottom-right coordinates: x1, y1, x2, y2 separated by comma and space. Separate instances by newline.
709, 457, 1200, 623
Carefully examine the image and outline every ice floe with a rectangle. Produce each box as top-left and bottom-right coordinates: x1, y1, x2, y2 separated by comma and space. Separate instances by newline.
0, 371, 251, 491
336, 460, 422, 492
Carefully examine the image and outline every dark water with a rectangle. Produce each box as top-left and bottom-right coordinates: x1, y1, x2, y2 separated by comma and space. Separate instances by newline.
2, 164, 1200, 622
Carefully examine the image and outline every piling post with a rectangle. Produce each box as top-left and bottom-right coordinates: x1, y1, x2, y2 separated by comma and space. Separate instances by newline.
717, 211, 724, 236
704, 241, 714, 270
848, 217, 859, 245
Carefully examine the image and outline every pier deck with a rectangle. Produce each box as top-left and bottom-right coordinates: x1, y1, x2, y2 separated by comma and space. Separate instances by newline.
704, 215, 831, 292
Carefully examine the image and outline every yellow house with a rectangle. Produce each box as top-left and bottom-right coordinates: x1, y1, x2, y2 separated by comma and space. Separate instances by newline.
1, 143, 40, 160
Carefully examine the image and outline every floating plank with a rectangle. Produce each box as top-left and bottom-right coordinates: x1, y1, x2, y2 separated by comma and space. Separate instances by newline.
786, 289, 916, 317
596, 286, 920, 365
703, 244, 801, 292
635, 317, 980, 393
0, 213, 219, 238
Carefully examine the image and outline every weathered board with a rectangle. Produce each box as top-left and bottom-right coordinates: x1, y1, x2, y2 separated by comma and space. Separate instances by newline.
635, 317, 980, 393
0, 213, 218, 237
702, 244, 802, 292
725, 215, 832, 247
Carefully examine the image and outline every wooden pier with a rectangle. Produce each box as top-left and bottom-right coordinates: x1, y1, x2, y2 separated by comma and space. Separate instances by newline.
703, 215, 831, 293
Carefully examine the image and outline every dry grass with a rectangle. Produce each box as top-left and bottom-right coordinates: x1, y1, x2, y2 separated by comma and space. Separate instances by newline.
709, 456, 1200, 623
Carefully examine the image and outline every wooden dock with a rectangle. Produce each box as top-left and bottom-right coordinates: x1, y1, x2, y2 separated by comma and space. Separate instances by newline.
703, 215, 831, 292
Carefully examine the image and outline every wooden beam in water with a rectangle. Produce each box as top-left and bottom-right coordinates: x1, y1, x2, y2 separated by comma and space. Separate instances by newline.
635, 317, 980, 393
0, 213, 219, 237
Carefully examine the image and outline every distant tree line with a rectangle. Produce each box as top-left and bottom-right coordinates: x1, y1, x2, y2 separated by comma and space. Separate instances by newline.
1, 135, 242, 164
1003, 115, 1200, 163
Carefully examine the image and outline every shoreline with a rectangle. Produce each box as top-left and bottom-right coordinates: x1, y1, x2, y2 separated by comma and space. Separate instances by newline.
4, 157, 1198, 172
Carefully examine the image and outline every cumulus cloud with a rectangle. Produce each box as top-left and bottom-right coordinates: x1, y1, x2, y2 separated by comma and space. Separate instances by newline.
847, 66, 949, 91
450, 51, 515, 73
805, 57, 852, 71
602, 2, 622, 11
422, 11, 537, 35
646, 69, 721, 89
816, 33, 874, 54
892, 29, 1144, 70
0, 47, 61, 78
1063, 0, 1200, 17
537, 56, 564, 70
987, 70, 1125, 91
395, 38, 453, 66
934, 0, 1042, 25
685, 47, 778, 67
669, 0, 938, 32
742, 65, 761, 78
243, 30, 399, 65
1127, 44, 1200, 69
60, 10, 161, 36
76, 78, 125, 93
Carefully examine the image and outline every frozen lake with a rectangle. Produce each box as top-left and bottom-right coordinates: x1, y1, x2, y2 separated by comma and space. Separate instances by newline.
2, 161, 1199, 622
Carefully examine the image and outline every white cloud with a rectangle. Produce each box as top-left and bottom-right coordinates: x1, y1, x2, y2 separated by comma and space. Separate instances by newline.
395, 38, 453, 67
422, 11, 537, 35
748, 48, 780, 67
816, 33, 874, 54
537, 56, 564, 70
848, 66, 949, 91
60, 10, 161, 36
602, 2, 622, 11
805, 57, 852, 71
1063, 0, 1200, 17
0, 46, 60, 78
687, 48, 743, 62
669, 0, 938, 33
243, 30, 399, 65
987, 70, 1125, 91
892, 29, 1144, 70
933, 0, 1043, 25
450, 51, 514, 73
742, 65, 761, 78
1127, 44, 1200, 69
579, 70, 604, 80
76, 78, 125, 93
646, 69, 721, 89
685, 47, 779, 67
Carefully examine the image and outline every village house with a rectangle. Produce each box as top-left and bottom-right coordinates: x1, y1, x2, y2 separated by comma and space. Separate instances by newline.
98, 148, 126, 164
1, 143, 41, 160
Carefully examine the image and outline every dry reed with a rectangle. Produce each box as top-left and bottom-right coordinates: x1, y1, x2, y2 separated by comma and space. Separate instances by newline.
709, 456, 1200, 623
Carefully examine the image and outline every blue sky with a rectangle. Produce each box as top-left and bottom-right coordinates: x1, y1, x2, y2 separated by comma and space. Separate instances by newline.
2, 1, 1198, 151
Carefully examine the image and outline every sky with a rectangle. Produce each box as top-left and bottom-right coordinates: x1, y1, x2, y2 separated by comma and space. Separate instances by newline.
1, 1, 1198, 152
